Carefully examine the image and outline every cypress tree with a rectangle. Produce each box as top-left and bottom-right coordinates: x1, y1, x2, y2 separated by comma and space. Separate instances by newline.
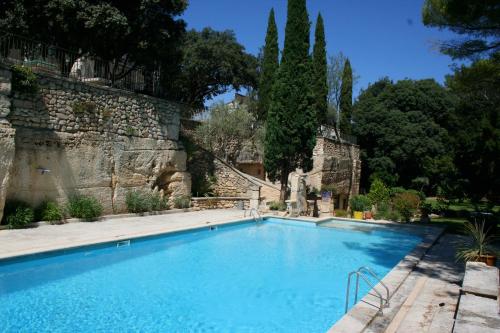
258, 8, 279, 121
312, 13, 328, 126
339, 58, 353, 134
264, 0, 317, 202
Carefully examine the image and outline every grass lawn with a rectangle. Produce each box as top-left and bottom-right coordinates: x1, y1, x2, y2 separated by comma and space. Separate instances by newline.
425, 216, 468, 234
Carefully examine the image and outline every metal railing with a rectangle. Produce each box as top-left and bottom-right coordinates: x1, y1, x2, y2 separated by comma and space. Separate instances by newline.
244, 208, 263, 222
345, 266, 390, 314
0, 31, 161, 96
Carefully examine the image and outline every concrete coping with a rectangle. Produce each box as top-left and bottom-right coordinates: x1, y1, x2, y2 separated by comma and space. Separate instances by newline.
462, 261, 499, 298
327, 219, 444, 333
191, 197, 249, 201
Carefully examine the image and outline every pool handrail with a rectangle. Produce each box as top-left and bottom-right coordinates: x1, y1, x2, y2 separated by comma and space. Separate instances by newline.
345, 266, 390, 315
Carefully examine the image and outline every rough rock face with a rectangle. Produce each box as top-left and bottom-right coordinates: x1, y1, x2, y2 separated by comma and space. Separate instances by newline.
0, 66, 190, 218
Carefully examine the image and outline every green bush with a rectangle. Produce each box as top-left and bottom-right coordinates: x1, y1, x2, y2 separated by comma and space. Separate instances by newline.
173, 196, 191, 209
36, 201, 64, 224
334, 209, 349, 217
393, 192, 421, 222
269, 201, 287, 211
3, 200, 34, 229
67, 195, 103, 221
72, 101, 96, 114
387, 210, 402, 222
350, 195, 371, 212
126, 191, 169, 213
368, 178, 390, 206
11, 65, 38, 94
126, 191, 151, 213
374, 201, 391, 220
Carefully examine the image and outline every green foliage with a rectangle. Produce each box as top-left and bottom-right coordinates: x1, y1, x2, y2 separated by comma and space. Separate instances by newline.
353, 78, 457, 193
445, 53, 500, 202
393, 192, 421, 222
312, 13, 328, 125
164, 28, 258, 109
36, 201, 64, 224
264, 0, 317, 201
72, 101, 96, 114
320, 184, 337, 194
339, 59, 353, 134
334, 209, 348, 217
3, 200, 34, 228
194, 103, 256, 164
456, 221, 497, 262
173, 196, 191, 209
258, 8, 279, 121
368, 178, 390, 206
1, 1, 188, 71
125, 191, 169, 213
269, 201, 287, 211
67, 195, 103, 221
387, 210, 402, 223
350, 195, 371, 212
422, 0, 500, 59
125, 126, 137, 137
374, 201, 391, 220
11, 65, 38, 94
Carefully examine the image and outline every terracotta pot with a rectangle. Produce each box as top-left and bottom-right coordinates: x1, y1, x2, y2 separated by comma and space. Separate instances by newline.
478, 254, 497, 267
364, 211, 373, 220
353, 211, 363, 220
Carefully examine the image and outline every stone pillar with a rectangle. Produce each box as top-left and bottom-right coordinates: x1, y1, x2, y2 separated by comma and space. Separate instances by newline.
0, 66, 16, 221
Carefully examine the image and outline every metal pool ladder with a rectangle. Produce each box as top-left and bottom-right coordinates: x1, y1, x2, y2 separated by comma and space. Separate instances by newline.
244, 208, 263, 222
345, 266, 390, 314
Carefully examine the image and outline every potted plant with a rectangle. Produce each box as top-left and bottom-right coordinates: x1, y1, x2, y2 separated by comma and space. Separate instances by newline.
350, 195, 370, 220
456, 221, 498, 266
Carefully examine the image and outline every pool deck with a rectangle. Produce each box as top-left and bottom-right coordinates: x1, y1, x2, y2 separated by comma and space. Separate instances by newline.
0, 209, 252, 260
0, 210, 475, 333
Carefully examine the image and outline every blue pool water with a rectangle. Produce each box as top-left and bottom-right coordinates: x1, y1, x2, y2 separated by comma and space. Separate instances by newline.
0, 218, 422, 332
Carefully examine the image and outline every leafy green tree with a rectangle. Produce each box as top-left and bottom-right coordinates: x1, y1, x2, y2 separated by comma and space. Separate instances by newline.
264, 0, 317, 201
0, 0, 187, 71
368, 178, 390, 207
422, 0, 500, 59
339, 58, 353, 134
194, 102, 256, 164
353, 78, 456, 193
312, 13, 328, 126
258, 8, 279, 121
164, 28, 258, 109
445, 53, 500, 201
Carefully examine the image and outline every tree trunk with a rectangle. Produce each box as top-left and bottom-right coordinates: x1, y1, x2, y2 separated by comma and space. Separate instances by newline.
279, 169, 289, 203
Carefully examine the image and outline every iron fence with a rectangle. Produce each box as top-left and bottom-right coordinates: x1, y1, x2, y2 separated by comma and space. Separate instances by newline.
0, 31, 161, 96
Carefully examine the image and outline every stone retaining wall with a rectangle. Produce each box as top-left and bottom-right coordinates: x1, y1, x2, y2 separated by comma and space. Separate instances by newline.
0, 65, 190, 219
191, 197, 249, 210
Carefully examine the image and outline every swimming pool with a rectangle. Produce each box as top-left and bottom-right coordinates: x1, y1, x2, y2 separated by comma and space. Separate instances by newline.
0, 217, 422, 332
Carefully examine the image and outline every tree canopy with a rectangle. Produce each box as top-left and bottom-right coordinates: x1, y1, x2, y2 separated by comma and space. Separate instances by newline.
257, 8, 279, 121
163, 28, 258, 109
353, 78, 457, 193
0, 0, 188, 69
264, 0, 317, 201
313, 13, 328, 126
339, 58, 353, 134
422, 0, 500, 59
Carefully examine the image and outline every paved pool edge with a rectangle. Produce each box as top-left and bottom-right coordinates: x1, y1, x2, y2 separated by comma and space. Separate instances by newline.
326, 221, 445, 333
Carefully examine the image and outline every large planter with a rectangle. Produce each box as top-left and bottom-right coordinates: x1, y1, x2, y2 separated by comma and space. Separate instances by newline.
353, 211, 363, 220
364, 211, 373, 220
478, 254, 497, 267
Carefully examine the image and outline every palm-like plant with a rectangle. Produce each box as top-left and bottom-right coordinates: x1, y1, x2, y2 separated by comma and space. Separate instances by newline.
456, 221, 497, 262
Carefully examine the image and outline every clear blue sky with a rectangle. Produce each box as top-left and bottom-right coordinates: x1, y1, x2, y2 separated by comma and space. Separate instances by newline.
182, 0, 461, 105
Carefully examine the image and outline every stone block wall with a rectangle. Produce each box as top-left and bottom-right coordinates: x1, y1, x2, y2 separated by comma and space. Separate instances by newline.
191, 197, 250, 210
0, 65, 190, 219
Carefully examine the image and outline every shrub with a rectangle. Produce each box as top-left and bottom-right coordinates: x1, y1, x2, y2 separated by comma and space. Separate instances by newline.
149, 192, 169, 211
374, 201, 391, 220
36, 201, 64, 224
72, 101, 96, 114
350, 195, 371, 212
3, 200, 34, 229
320, 184, 336, 195
368, 178, 390, 206
393, 192, 421, 222
269, 201, 287, 211
387, 210, 402, 222
126, 191, 151, 213
173, 196, 191, 209
11, 65, 38, 94
334, 209, 348, 217
67, 195, 103, 221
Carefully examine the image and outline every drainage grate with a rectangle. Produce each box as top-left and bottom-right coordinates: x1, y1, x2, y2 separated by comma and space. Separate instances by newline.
116, 240, 131, 248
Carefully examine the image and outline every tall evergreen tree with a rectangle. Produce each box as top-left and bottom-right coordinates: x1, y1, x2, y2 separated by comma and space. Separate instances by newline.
339, 58, 353, 134
258, 8, 279, 121
264, 0, 317, 201
313, 13, 328, 126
